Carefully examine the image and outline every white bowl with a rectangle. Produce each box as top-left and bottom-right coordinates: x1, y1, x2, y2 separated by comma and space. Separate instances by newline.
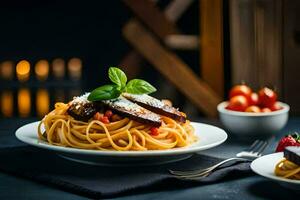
217, 101, 289, 136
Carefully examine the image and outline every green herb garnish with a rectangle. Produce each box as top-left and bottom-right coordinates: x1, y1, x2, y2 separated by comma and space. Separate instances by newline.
88, 84, 121, 100
108, 67, 127, 90
125, 79, 156, 94
88, 67, 156, 101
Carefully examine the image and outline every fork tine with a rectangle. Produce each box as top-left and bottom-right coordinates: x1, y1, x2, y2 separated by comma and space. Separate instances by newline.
169, 140, 269, 178
256, 141, 268, 155
250, 140, 264, 153
247, 140, 259, 152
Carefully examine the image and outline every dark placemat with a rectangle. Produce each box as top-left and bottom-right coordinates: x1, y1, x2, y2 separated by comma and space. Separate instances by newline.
0, 146, 252, 199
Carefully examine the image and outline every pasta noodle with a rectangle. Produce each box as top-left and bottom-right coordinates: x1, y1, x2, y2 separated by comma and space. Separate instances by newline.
38, 102, 197, 151
274, 159, 300, 180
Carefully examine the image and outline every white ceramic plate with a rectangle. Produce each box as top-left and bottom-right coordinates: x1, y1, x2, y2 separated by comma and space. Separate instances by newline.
15, 121, 227, 166
251, 152, 300, 190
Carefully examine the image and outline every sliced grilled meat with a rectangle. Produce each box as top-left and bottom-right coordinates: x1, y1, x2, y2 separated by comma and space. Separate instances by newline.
123, 93, 186, 122
101, 97, 162, 126
67, 93, 97, 121
284, 146, 300, 166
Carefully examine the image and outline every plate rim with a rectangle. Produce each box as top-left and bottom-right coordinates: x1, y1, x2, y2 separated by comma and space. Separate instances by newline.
251, 152, 300, 184
15, 121, 228, 157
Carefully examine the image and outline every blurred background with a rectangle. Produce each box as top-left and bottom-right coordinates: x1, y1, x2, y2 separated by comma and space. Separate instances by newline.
0, 0, 299, 120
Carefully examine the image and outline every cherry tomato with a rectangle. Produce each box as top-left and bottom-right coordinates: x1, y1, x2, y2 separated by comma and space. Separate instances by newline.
269, 102, 282, 111
150, 127, 159, 136
258, 87, 277, 107
245, 106, 261, 113
226, 95, 249, 112
104, 110, 113, 118
229, 84, 252, 100
261, 108, 272, 113
249, 93, 259, 106
100, 116, 110, 124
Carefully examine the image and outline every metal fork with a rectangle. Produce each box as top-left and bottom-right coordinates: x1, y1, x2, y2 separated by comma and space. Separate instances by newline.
169, 140, 268, 179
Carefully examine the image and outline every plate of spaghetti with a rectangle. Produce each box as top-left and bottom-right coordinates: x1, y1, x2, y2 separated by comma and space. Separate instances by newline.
251, 149, 300, 190
15, 67, 227, 166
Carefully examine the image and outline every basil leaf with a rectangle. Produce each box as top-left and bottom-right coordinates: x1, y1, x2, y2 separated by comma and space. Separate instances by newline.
108, 67, 127, 89
88, 84, 121, 101
125, 79, 157, 94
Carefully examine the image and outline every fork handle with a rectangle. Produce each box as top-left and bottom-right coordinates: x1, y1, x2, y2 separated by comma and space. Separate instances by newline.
173, 157, 250, 178
191, 158, 250, 178
204, 157, 250, 172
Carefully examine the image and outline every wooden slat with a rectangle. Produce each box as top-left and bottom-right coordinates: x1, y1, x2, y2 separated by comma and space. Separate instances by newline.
123, 20, 221, 117
230, 0, 282, 93
123, 0, 179, 38
230, 0, 255, 87
164, 34, 199, 50
283, 0, 300, 114
120, 0, 194, 78
199, 0, 224, 97
165, 0, 194, 22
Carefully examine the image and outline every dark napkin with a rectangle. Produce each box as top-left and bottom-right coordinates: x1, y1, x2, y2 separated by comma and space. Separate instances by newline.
0, 146, 252, 199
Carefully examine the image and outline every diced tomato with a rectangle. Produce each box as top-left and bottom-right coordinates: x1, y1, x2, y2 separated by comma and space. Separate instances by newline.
94, 112, 110, 123
150, 127, 159, 136
100, 116, 110, 124
104, 110, 113, 118
94, 112, 103, 120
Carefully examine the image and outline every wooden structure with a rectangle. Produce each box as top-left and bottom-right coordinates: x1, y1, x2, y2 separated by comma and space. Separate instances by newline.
229, 0, 300, 115
200, 0, 224, 97
230, 0, 282, 94
121, 0, 224, 117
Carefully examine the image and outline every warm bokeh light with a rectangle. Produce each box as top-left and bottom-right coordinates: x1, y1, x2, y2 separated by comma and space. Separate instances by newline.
0, 61, 14, 80
18, 88, 31, 117
16, 60, 30, 82
35, 60, 49, 81
68, 57, 82, 80
52, 58, 65, 79
36, 89, 49, 117
1, 91, 13, 117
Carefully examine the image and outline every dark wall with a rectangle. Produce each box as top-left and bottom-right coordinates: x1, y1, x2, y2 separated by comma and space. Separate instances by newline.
0, 0, 199, 89
0, 0, 131, 88
0, 0, 203, 118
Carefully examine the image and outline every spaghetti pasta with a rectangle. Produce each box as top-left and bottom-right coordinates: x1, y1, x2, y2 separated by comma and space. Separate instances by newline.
274, 158, 300, 180
38, 102, 197, 151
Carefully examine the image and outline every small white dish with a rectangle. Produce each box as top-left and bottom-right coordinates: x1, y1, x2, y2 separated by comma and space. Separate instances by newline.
218, 101, 289, 136
251, 152, 300, 190
15, 121, 228, 166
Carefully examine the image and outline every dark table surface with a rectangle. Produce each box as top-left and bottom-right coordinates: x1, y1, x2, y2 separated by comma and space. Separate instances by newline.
0, 118, 299, 200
